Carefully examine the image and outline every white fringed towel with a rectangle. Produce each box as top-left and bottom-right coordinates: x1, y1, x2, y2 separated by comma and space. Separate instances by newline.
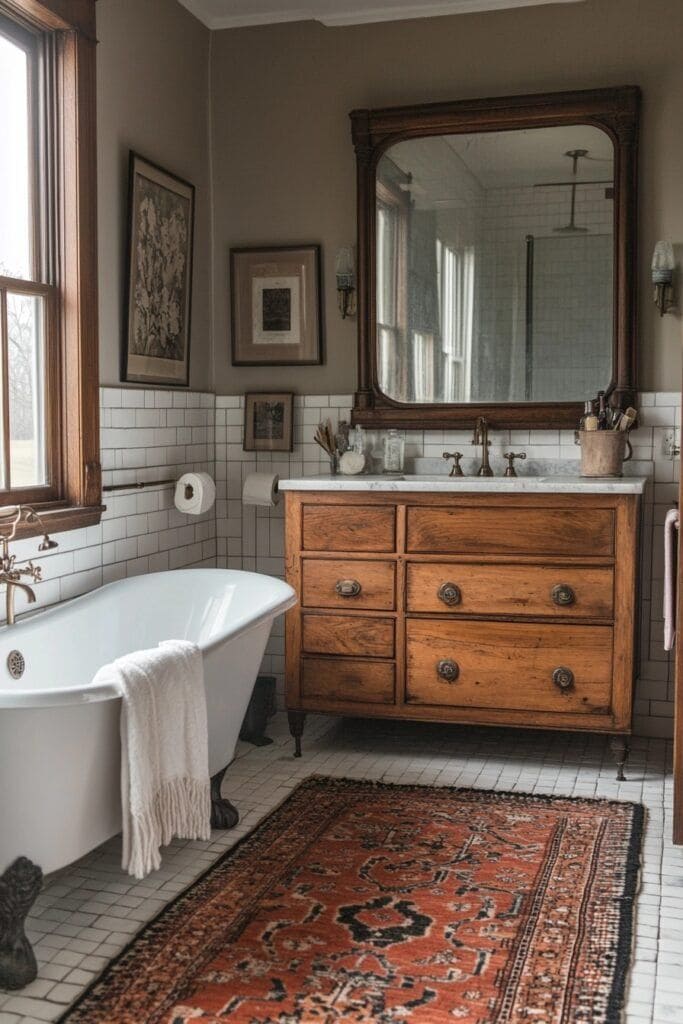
664, 508, 679, 652
93, 639, 211, 878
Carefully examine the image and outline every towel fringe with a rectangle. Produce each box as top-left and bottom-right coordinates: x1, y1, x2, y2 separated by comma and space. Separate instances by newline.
125, 776, 212, 880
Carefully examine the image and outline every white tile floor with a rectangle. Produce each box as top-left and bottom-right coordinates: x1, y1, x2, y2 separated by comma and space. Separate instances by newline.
0, 713, 679, 1024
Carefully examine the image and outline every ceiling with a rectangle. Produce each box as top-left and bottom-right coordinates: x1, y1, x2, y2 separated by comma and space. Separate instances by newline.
177, 0, 583, 30
386, 125, 613, 203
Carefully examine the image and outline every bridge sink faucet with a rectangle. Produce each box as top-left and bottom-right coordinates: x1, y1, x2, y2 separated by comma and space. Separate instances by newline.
472, 416, 494, 477
0, 506, 58, 625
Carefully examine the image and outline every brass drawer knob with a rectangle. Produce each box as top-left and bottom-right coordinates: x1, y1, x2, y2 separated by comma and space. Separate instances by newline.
335, 578, 362, 598
437, 659, 460, 682
552, 666, 574, 691
438, 582, 461, 606
551, 584, 576, 607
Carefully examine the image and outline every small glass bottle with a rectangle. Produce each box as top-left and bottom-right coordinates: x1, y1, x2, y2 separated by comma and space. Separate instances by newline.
383, 429, 405, 474
597, 391, 608, 431
580, 400, 598, 431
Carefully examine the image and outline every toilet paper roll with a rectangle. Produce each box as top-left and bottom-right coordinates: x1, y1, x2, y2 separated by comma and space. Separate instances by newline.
242, 472, 280, 508
174, 472, 216, 516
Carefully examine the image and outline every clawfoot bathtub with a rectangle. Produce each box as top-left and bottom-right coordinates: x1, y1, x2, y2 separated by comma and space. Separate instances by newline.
0, 568, 295, 989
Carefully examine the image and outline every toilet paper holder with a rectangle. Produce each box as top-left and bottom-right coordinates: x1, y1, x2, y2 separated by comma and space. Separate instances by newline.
102, 477, 196, 495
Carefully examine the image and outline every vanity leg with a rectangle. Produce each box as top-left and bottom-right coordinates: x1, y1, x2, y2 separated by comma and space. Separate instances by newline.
288, 711, 306, 758
0, 856, 43, 991
210, 766, 239, 829
610, 736, 630, 782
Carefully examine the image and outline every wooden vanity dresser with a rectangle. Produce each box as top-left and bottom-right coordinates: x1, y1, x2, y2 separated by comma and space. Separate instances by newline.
283, 481, 645, 776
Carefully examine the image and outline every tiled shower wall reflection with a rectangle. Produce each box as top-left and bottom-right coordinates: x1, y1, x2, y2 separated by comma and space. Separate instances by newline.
216, 392, 680, 739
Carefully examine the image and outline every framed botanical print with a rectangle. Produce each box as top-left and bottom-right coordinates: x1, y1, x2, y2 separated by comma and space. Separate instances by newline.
231, 245, 322, 365
243, 392, 294, 452
123, 153, 195, 386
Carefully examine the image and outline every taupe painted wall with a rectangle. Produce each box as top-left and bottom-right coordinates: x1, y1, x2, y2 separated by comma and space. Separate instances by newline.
210, 0, 683, 396
97, 0, 212, 390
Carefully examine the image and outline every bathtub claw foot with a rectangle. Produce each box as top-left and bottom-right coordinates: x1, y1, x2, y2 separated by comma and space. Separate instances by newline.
210, 768, 239, 830
0, 856, 43, 991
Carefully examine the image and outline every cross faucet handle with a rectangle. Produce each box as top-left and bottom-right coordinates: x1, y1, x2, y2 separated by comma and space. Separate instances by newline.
22, 561, 42, 583
503, 451, 527, 477
442, 452, 464, 477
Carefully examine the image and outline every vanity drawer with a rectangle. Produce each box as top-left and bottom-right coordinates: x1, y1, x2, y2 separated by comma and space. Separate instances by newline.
302, 614, 395, 658
406, 506, 614, 557
406, 619, 612, 715
302, 504, 396, 552
301, 558, 396, 610
406, 563, 614, 619
302, 657, 395, 704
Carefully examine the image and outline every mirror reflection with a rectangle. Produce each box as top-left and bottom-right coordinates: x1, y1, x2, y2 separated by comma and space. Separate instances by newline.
376, 125, 614, 405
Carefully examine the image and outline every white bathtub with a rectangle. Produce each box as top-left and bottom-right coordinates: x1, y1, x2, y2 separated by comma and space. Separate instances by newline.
0, 568, 296, 876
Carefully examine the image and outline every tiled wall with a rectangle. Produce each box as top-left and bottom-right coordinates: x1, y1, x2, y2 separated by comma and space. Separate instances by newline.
216, 391, 680, 739
478, 183, 613, 402
8, 386, 679, 738
6, 387, 217, 624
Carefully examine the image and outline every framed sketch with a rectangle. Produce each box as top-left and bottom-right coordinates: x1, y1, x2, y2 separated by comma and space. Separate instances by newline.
123, 153, 195, 386
243, 393, 294, 452
231, 245, 322, 365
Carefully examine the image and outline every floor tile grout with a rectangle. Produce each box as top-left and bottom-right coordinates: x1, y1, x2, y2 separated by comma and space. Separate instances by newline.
0, 714, 679, 1023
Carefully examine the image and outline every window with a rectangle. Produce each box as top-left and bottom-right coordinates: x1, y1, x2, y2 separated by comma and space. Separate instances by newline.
0, 17, 54, 496
376, 180, 408, 400
411, 331, 435, 403
437, 239, 474, 402
0, 1, 100, 534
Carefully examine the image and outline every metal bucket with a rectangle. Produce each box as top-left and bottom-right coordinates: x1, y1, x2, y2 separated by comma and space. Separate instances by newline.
578, 430, 633, 477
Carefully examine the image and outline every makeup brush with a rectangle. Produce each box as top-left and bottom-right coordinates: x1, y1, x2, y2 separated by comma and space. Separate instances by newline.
618, 407, 638, 431
313, 419, 336, 456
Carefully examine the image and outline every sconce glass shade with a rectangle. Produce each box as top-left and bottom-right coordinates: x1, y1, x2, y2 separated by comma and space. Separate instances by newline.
652, 240, 675, 284
336, 246, 356, 319
335, 246, 356, 289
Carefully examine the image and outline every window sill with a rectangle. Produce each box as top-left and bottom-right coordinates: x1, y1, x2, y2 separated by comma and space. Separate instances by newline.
4, 504, 104, 541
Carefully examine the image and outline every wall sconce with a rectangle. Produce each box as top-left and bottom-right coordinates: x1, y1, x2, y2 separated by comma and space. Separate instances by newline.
652, 240, 676, 316
336, 246, 356, 319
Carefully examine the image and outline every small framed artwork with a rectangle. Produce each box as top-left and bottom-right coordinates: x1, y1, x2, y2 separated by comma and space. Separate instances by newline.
123, 152, 195, 386
243, 392, 294, 452
231, 245, 322, 365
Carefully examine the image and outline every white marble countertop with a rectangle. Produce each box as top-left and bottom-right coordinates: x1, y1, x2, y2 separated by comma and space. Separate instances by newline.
278, 474, 649, 494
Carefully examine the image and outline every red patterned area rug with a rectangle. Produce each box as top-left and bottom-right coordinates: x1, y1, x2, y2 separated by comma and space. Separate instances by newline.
59, 777, 642, 1024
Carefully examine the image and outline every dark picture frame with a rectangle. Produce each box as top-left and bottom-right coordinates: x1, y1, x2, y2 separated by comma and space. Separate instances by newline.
123, 152, 195, 387
230, 245, 322, 365
243, 392, 294, 452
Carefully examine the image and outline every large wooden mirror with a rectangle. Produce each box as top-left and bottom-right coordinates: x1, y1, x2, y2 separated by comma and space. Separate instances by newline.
351, 87, 639, 429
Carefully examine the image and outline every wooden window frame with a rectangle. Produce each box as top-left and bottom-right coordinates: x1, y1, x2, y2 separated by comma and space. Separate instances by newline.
0, 0, 100, 538
376, 178, 409, 401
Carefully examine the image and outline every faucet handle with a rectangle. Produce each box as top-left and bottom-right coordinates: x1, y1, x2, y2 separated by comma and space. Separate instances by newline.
442, 452, 464, 477
23, 561, 42, 583
503, 452, 527, 477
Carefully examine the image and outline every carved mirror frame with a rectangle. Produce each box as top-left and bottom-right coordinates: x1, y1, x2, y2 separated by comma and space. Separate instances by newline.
350, 86, 640, 429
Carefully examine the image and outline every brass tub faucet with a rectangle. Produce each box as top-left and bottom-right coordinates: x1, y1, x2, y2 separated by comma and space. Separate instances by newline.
0, 506, 58, 625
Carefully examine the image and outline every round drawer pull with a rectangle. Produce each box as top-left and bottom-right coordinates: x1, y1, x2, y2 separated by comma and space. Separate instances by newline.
438, 582, 461, 606
552, 666, 574, 691
552, 584, 576, 607
335, 578, 362, 598
437, 659, 460, 683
